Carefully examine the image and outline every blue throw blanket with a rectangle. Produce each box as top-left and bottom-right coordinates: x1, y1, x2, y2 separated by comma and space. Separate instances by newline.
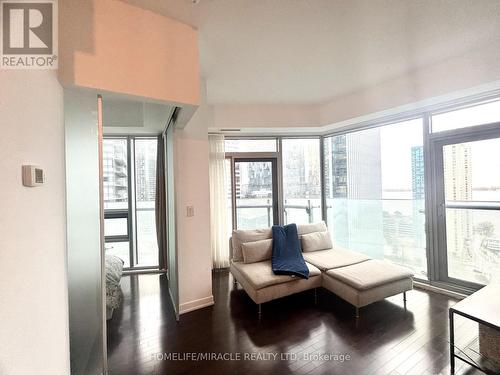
271, 224, 309, 279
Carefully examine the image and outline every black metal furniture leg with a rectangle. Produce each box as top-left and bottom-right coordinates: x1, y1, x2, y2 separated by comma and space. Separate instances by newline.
449, 310, 455, 374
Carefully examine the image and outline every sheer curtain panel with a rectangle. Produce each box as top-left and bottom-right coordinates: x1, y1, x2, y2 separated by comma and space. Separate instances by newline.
209, 134, 230, 268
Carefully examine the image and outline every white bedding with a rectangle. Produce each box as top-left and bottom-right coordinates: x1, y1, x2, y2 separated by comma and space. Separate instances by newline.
105, 254, 124, 311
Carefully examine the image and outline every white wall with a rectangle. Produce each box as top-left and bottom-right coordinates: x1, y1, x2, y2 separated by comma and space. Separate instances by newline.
175, 82, 214, 315
213, 103, 319, 129
0, 71, 70, 375
318, 37, 500, 127
209, 38, 500, 134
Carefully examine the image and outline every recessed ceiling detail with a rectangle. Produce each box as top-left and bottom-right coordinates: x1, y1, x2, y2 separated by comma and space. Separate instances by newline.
124, 0, 500, 105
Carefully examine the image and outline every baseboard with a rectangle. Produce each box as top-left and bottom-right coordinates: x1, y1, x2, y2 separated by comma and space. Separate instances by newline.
179, 295, 215, 315
168, 287, 179, 321
414, 281, 467, 300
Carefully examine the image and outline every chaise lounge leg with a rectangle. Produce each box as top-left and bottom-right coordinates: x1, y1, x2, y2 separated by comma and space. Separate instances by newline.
258, 303, 262, 316
314, 288, 318, 305
403, 291, 407, 309
355, 306, 360, 319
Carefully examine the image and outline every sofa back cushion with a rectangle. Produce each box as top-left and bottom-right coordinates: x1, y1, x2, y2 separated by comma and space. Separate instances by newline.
241, 239, 273, 263
301, 231, 333, 252
231, 222, 328, 261
231, 228, 272, 262
297, 221, 327, 236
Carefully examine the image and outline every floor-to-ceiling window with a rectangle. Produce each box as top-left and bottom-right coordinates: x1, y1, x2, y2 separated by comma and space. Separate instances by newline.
234, 158, 278, 229
282, 138, 322, 224
103, 136, 159, 270
134, 138, 159, 267
103, 137, 131, 267
429, 98, 500, 288
222, 95, 500, 292
225, 138, 279, 230
323, 119, 427, 278
224, 137, 322, 230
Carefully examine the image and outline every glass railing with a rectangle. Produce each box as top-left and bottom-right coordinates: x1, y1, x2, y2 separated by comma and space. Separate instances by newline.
136, 202, 158, 267
236, 198, 274, 229
326, 198, 427, 278
233, 198, 428, 278
445, 205, 500, 285
284, 199, 322, 224
235, 198, 322, 229
104, 203, 159, 269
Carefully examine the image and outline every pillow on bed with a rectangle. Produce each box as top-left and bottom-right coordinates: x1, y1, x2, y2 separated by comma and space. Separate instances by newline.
301, 231, 332, 252
241, 239, 273, 263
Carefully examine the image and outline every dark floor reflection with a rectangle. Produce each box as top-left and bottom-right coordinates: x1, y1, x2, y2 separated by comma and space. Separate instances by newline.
106, 271, 480, 375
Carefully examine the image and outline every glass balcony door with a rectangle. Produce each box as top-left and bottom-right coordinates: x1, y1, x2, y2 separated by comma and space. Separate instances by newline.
103, 136, 159, 270
433, 132, 500, 287
233, 158, 278, 230
134, 138, 159, 267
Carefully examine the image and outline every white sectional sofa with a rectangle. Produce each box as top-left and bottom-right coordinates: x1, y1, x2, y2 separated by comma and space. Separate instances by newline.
230, 222, 413, 317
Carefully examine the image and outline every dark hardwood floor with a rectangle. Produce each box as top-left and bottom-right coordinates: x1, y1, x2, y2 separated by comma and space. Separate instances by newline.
107, 271, 483, 375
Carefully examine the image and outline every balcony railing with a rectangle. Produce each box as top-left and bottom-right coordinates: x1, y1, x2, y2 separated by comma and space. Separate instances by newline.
236, 199, 321, 226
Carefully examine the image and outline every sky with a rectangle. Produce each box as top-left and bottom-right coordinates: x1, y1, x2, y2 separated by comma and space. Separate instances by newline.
380, 118, 423, 193
379, 105, 500, 198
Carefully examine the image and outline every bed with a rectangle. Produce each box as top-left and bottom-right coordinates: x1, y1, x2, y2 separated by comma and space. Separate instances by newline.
105, 254, 124, 320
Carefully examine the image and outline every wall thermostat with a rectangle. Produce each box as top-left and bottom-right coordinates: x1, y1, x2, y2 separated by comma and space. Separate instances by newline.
22, 165, 45, 187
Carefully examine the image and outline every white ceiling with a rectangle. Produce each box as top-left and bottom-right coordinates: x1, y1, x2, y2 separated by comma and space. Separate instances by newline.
124, 0, 500, 105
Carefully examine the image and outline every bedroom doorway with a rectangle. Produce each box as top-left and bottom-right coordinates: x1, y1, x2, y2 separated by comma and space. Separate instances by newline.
101, 97, 180, 372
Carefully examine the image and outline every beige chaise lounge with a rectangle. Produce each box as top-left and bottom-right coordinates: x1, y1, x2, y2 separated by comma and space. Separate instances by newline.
230, 222, 413, 317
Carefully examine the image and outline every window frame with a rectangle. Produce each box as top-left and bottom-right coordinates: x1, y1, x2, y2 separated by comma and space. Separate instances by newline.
232, 156, 279, 229
104, 210, 129, 242
103, 134, 159, 271
224, 91, 500, 295
224, 136, 323, 229
321, 118, 428, 282
428, 123, 500, 292
319, 94, 500, 295
430, 97, 500, 133
281, 137, 323, 225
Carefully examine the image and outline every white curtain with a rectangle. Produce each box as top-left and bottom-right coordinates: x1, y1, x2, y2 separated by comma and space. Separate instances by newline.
209, 134, 230, 269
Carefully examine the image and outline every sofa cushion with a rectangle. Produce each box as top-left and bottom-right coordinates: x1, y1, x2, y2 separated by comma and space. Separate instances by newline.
322, 274, 413, 307
297, 221, 327, 236
232, 223, 327, 261
231, 260, 321, 290
242, 239, 273, 263
302, 247, 370, 271
325, 259, 413, 291
231, 228, 272, 262
301, 231, 333, 252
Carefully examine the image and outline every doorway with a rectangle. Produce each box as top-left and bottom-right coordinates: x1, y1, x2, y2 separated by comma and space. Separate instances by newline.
432, 127, 500, 289
227, 157, 279, 230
